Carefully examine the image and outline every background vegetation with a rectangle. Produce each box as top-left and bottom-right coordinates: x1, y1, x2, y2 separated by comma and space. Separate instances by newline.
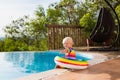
0, 0, 120, 51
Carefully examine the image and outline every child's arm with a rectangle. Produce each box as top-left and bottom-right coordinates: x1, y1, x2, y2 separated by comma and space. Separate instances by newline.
60, 48, 69, 54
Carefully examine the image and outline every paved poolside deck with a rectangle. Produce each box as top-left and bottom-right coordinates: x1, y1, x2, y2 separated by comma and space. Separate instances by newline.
46, 57, 120, 80
16, 51, 120, 80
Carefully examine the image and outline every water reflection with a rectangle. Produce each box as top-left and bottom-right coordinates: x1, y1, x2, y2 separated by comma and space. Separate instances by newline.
4, 51, 62, 73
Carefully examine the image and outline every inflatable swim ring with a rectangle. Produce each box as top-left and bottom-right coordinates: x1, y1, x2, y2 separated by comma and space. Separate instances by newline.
54, 56, 89, 69
54, 52, 108, 69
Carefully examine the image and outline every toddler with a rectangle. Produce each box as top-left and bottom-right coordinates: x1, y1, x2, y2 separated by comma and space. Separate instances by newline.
61, 37, 76, 60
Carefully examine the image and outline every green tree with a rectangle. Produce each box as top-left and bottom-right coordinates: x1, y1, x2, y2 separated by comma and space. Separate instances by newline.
3, 6, 48, 51
80, 12, 96, 33
27, 6, 48, 50
0, 40, 4, 51
115, 4, 120, 20
46, 0, 88, 25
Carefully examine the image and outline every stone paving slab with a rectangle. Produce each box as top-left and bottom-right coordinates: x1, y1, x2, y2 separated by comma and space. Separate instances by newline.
16, 69, 68, 80
46, 57, 120, 80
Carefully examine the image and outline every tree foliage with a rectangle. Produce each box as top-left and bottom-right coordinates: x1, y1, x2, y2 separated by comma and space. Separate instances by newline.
0, 0, 120, 51
46, 0, 87, 25
3, 7, 48, 51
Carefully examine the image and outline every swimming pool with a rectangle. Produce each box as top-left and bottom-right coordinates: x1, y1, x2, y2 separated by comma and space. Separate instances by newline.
0, 51, 65, 80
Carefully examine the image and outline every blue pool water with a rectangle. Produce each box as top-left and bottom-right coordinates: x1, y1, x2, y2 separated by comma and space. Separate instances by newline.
0, 51, 91, 80
0, 51, 63, 80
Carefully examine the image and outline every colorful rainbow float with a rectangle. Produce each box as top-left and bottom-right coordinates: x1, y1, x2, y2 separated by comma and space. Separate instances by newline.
54, 52, 107, 69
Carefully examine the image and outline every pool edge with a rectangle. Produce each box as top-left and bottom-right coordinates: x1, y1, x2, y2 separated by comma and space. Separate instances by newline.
16, 69, 68, 80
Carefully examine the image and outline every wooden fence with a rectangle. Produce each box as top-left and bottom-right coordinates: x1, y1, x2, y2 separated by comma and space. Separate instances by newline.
47, 24, 86, 50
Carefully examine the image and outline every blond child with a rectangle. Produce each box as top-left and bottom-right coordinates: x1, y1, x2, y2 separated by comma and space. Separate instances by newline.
61, 37, 76, 60
56, 37, 76, 68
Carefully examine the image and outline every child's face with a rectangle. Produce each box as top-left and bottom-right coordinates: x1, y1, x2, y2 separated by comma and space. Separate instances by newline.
63, 41, 72, 49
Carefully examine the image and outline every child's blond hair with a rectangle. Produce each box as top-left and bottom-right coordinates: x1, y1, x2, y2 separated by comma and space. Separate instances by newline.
62, 37, 74, 45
